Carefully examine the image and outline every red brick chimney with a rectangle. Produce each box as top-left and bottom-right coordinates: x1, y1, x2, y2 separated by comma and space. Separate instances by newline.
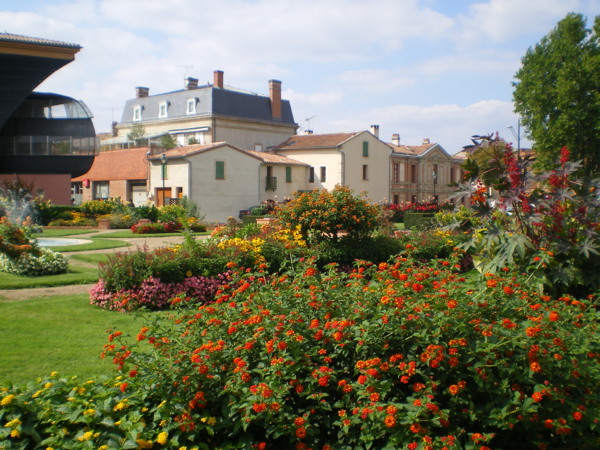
269, 79, 282, 120
214, 70, 224, 89
136, 86, 149, 98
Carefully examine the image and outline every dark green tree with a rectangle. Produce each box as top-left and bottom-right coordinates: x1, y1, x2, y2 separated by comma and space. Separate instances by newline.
513, 13, 600, 174
159, 133, 177, 149
127, 122, 146, 147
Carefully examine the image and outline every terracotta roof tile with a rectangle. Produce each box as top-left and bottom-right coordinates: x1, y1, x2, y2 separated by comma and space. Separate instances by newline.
72, 148, 148, 181
274, 132, 359, 150
245, 150, 308, 166
147, 142, 233, 160
389, 143, 437, 156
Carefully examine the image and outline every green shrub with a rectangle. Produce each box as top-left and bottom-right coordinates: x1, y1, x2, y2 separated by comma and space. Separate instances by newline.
275, 185, 382, 242
35, 202, 79, 226
80, 200, 115, 218
403, 212, 436, 229
0, 246, 68, 276
132, 204, 159, 222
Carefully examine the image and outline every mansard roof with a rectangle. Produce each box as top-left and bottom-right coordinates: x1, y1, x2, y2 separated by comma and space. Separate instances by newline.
120, 85, 295, 126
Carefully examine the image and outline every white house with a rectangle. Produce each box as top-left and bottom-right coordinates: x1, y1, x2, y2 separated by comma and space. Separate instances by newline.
148, 142, 308, 223
273, 127, 392, 203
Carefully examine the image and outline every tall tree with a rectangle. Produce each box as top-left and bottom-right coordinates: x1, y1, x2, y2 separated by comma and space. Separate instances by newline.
513, 13, 600, 174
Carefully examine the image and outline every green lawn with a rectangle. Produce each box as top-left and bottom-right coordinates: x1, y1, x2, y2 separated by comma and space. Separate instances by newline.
33, 228, 98, 237
45, 237, 131, 253
0, 294, 154, 385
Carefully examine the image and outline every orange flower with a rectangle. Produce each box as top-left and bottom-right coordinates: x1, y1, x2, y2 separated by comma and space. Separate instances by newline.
384, 415, 396, 428
532, 392, 544, 402
295, 427, 307, 438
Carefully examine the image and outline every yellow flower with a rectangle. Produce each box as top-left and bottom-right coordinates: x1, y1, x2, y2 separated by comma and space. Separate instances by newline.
83, 409, 96, 416
156, 431, 169, 445
77, 431, 94, 441
113, 401, 127, 411
1, 394, 15, 405
32, 390, 43, 398
10, 429, 20, 438
5, 418, 21, 428
207, 417, 217, 425
136, 439, 153, 449
98, 446, 109, 450
44, 382, 54, 389
50, 371, 59, 377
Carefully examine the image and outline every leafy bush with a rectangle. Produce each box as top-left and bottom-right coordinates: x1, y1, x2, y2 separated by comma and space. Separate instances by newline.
90, 273, 229, 312
79, 200, 116, 217
35, 202, 79, 226
130, 221, 182, 234
132, 204, 159, 222
275, 185, 382, 242
0, 217, 68, 275
451, 139, 600, 297
5, 258, 595, 448
0, 246, 68, 276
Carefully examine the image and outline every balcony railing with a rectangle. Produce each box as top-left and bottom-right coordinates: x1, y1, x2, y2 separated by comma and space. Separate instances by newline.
265, 176, 277, 191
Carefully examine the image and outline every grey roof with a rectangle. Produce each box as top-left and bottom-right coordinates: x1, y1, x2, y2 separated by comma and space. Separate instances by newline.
120, 85, 296, 126
0, 32, 81, 49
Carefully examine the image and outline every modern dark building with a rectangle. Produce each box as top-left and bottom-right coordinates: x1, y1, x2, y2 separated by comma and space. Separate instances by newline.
0, 33, 96, 204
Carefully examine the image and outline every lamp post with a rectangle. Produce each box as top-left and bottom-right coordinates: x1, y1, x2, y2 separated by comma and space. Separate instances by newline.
160, 153, 166, 207
507, 119, 521, 159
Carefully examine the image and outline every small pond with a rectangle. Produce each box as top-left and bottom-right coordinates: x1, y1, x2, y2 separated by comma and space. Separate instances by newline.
37, 238, 93, 247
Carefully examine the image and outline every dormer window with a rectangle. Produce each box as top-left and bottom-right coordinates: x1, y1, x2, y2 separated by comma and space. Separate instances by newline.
133, 105, 142, 121
158, 101, 168, 118
186, 98, 196, 115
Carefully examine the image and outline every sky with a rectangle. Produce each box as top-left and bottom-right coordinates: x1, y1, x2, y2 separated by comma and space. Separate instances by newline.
2, 0, 599, 154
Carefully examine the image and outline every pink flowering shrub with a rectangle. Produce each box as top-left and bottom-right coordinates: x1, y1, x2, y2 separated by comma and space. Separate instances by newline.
90, 273, 230, 312
131, 221, 182, 234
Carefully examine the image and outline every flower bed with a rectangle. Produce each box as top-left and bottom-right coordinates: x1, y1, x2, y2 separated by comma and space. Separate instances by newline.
2, 257, 598, 448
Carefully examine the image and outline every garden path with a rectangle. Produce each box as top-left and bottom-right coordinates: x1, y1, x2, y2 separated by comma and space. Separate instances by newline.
0, 231, 207, 302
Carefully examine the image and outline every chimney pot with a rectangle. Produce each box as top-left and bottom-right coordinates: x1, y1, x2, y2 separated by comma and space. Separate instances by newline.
269, 79, 282, 120
185, 77, 198, 90
392, 134, 400, 146
422, 138, 430, 145
214, 70, 224, 89
136, 86, 149, 98
370, 125, 379, 138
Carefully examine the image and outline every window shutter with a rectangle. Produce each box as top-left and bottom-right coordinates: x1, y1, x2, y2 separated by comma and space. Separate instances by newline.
215, 161, 225, 179
286, 166, 292, 182
363, 141, 369, 157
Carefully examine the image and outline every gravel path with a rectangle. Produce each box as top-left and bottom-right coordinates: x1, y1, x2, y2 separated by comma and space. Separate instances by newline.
0, 231, 204, 302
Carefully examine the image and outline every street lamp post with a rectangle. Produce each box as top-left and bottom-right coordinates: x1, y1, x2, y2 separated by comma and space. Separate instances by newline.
160, 153, 166, 207
507, 119, 521, 159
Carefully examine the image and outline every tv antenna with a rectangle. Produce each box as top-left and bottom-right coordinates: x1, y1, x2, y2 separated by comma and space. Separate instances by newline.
178, 65, 194, 79
305, 115, 316, 131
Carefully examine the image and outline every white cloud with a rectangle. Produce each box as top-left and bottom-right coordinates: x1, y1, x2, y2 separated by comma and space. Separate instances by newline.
326, 100, 525, 154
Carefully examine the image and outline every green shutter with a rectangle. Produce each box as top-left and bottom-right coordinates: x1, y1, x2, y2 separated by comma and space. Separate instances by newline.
363, 141, 369, 157
286, 166, 292, 182
215, 161, 225, 179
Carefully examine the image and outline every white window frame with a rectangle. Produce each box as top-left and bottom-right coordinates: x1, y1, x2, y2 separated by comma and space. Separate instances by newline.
158, 102, 168, 118
186, 99, 196, 115
133, 105, 142, 121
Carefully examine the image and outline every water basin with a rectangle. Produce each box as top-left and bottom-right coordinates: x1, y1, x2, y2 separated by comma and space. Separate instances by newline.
37, 238, 92, 247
